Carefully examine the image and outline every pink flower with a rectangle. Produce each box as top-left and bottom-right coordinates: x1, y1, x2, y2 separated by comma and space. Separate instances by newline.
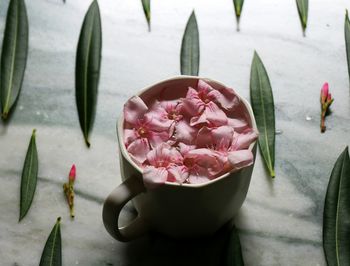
182, 80, 240, 127
178, 143, 225, 184
146, 100, 183, 129
195, 80, 240, 110
143, 143, 188, 188
124, 96, 170, 164
196, 126, 258, 171
146, 100, 197, 144
182, 88, 226, 127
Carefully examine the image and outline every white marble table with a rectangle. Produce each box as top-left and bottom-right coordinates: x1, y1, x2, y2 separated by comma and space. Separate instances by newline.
1, 0, 350, 265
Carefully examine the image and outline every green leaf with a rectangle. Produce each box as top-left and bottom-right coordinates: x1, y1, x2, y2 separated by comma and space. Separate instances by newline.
223, 225, 245, 266
296, 0, 308, 34
345, 10, 350, 87
75, 0, 102, 147
180, 10, 199, 76
39, 217, 62, 266
232, 0, 244, 31
141, 0, 151, 31
0, 0, 28, 120
250, 51, 275, 177
323, 147, 350, 266
19, 129, 38, 221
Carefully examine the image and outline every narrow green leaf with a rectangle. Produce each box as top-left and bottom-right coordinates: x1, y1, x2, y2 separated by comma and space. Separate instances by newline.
75, 0, 102, 147
345, 10, 350, 87
39, 217, 62, 266
180, 10, 199, 76
224, 225, 245, 266
250, 51, 275, 177
323, 147, 350, 266
232, 0, 244, 31
296, 0, 308, 35
19, 129, 38, 221
141, 0, 151, 31
0, 0, 28, 120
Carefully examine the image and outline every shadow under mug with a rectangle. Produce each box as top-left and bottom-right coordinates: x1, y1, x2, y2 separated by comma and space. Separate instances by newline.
102, 76, 258, 242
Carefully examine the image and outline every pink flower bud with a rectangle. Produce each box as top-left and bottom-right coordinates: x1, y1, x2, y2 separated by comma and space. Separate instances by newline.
321, 82, 329, 104
69, 164, 76, 182
327, 93, 332, 103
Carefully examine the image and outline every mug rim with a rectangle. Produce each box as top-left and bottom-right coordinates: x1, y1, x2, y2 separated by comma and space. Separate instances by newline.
117, 75, 258, 188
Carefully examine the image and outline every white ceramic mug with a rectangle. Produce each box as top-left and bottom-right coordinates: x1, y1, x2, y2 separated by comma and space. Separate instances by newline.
102, 76, 257, 242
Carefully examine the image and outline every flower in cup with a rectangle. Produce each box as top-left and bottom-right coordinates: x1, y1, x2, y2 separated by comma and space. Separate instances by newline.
146, 100, 197, 144
143, 143, 188, 188
123, 79, 258, 188
124, 96, 170, 164
196, 125, 258, 172
182, 80, 239, 127
181, 146, 225, 184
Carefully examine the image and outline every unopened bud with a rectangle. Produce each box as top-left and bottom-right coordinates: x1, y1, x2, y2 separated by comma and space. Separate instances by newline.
69, 164, 76, 182
320, 82, 329, 105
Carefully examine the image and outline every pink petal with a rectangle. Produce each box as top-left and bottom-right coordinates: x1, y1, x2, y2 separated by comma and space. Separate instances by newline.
175, 120, 198, 144
148, 117, 173, 132
187, 174, 211, 184
148, 131, 170, 149
186, 86, 199, 98
124, 129, 138, 147
190, 112, 208, 126
197, 80, 213, 94
186, 149, 224, 176
232, 130, 258, 150
127, 138, 150, 164
146, 143, 182, 166
196, 127, 212, 148
167, 165, 189, 184
160, 100, 179, 112
178, 142, 196, 156
197, 80, 221, 102
143, 166, 168, 189
146, 142, 170, 166
124, 96, 148, 125
186, 163, 213, 184
228, 118, 249, 133
145, 103, 173, 131
211, 126, 234, 154
182, 88, 205, 116
203, 102, 228, 126
168, 147, 183, 164
228, 150, 254, 170
215, 86, 240, 110
211, 126, 234, 147
198, 80, 240, 110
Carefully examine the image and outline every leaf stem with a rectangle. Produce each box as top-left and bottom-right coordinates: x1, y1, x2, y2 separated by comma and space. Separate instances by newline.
236, 16, 240, 32
321, 111, 326, 133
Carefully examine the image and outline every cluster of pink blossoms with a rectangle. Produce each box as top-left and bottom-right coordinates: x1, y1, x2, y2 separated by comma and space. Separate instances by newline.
123, 80, 258, 189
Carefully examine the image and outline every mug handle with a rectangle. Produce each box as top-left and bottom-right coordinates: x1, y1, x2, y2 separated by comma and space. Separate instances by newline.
102, 176, 148, 242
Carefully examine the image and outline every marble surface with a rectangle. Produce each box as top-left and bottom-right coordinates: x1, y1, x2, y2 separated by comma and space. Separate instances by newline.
0, 0, 350, 265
